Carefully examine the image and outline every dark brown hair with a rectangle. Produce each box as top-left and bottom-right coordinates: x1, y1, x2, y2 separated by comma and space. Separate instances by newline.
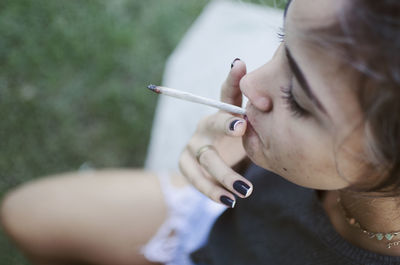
312, 0, 400, 195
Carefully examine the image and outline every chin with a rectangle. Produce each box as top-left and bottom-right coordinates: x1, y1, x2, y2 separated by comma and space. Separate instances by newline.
242, 133, 284, 178
242, 134, 267, 168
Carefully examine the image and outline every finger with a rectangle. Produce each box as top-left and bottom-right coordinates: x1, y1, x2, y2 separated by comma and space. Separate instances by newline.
196, 112, 247, 138
220, 58, 247, 105
197, 147, 253, 199
179, 149, 236, 208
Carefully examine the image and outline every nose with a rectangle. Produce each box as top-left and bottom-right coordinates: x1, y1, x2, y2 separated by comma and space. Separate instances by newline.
240, 68, 273, 112
240, 44, 285, 112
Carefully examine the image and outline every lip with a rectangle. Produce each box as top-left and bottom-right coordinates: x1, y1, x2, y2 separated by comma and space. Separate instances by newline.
244, 114, 251, 126
243, 113, 252, 127
244, 109, 257, 136
244, 104, 256, 128
244, 103, 270, 152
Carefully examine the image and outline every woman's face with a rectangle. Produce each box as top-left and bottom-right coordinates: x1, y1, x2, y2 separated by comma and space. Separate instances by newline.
242, 0, 367, 190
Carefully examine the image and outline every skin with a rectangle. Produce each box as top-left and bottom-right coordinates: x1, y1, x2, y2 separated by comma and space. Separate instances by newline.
241, 0, 400, 255
2, 0, 400, 264
181, 0, 364, 206
1, 170, 171, 265
182, 0, 400, 257
242, 0, 363, 190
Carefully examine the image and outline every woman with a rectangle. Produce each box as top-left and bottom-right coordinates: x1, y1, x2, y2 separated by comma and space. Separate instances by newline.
2, 0, 400, 264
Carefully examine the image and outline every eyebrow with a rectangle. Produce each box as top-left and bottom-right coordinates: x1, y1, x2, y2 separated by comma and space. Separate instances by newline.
283, 1, 327, 114
284, 47, 326, 113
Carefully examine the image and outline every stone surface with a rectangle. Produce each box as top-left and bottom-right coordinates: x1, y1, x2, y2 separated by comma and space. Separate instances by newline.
145, 0, 283, 172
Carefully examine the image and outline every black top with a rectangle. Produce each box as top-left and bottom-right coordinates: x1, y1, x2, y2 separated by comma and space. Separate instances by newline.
191, 164, 400, 265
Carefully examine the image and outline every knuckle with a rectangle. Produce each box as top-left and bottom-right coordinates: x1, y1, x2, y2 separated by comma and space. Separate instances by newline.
186, 139, 199, 155
186, 138, 195, 149
199, 152, 210, 166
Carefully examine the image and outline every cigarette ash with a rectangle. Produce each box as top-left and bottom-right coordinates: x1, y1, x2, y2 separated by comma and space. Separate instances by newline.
147, 84, 161, 94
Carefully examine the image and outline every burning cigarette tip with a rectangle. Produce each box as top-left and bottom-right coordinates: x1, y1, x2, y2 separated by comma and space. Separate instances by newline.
147, 84, 160, 93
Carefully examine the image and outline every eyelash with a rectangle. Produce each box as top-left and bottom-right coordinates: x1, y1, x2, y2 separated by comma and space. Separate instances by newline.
281, 85, 309, 118
277, 27, 285, 43
277, 29, 309, 118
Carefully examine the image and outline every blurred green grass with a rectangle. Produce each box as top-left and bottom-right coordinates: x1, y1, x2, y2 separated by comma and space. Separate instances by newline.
0, 0, 284, 263
0, 0, 211, 193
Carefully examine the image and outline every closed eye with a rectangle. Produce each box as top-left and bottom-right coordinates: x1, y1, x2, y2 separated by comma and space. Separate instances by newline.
280, 85, 309, 118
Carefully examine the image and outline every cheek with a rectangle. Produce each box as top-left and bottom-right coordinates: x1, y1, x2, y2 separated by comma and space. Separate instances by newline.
258, 114, 350, 189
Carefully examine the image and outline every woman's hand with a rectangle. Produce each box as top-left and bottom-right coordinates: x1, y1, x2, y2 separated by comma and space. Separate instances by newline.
179, 59, 253, 208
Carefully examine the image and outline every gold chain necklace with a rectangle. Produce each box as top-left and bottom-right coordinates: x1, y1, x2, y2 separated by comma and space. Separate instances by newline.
337, 197, 400, 249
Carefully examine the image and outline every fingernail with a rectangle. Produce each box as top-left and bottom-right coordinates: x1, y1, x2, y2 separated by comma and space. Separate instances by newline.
233, 180, 251, 197
229, 119, 243, 131
220, 195, 235, 208
230, 58, 241, 69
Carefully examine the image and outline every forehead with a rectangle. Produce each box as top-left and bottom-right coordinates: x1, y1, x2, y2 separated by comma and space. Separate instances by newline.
286, 0, 362, 131
288, 0, 342, 28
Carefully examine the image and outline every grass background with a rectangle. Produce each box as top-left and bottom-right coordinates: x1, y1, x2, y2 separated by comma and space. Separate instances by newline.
0, 0, 285, 263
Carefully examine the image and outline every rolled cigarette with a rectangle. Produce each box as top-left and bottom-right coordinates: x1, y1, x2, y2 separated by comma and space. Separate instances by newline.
147, 84, 246, 115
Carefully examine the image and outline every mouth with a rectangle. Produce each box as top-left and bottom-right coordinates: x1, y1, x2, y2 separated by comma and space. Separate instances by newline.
244, 114, 250, 124
242, 109, 263, 159
244, 102, 257, 129
244, 114, 253, 130
244, 113, 257, 137
243, 103, 270, 155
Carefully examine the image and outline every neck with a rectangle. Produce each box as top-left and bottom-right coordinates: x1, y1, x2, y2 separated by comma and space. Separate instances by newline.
323, 190, 400, 256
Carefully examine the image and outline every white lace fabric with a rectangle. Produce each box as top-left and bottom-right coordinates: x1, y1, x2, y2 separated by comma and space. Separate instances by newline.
141, 172, 225, 265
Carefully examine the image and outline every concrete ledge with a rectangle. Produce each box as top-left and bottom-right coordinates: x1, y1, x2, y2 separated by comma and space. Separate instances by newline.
145, 0, 283, 171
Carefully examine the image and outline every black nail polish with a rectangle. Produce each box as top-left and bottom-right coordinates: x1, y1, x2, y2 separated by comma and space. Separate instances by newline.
220, 195, 235, 208
230, 58, 241, 69
233, 180, 250, 197
229, 119, 241, 131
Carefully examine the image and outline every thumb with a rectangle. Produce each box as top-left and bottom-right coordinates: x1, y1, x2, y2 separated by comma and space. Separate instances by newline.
220, 58, 247, 106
